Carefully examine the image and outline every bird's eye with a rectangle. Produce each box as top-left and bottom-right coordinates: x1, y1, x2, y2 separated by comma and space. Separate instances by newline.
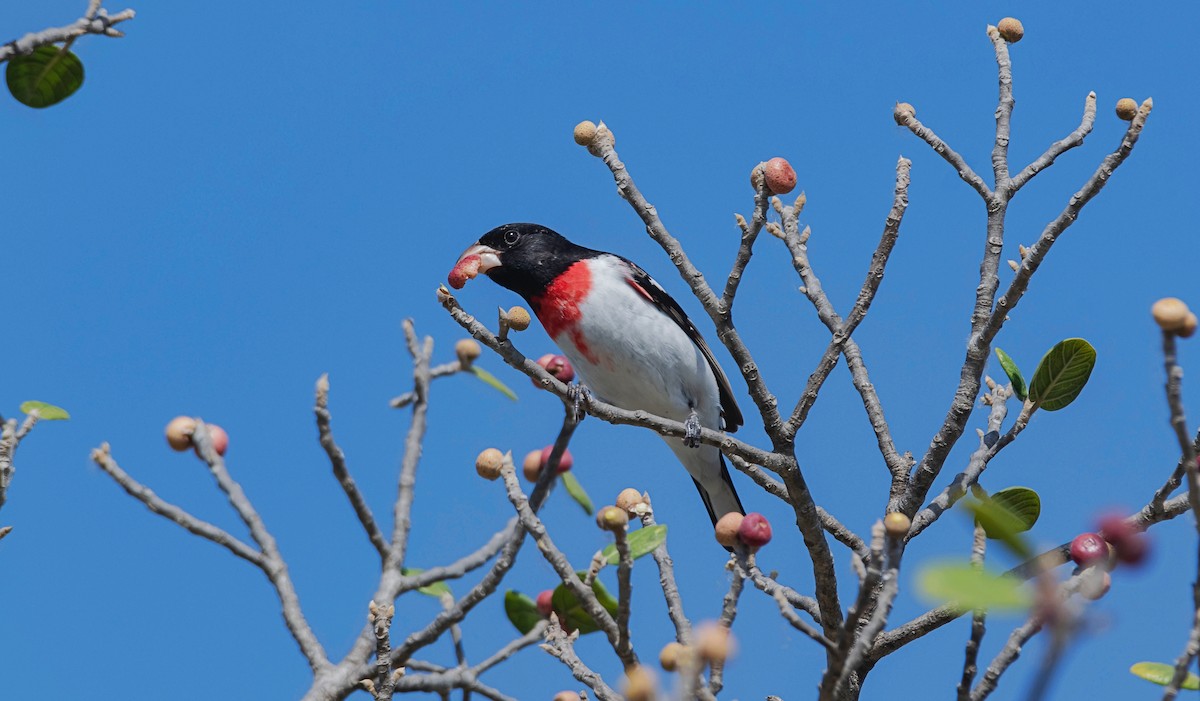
503, 230, 520, 246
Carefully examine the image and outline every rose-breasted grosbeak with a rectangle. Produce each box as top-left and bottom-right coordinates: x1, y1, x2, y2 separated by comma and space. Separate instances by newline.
450, 223, 745, 526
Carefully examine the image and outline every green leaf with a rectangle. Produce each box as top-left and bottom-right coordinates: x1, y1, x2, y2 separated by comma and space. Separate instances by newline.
19, 401, 70, 421
601, 524, 667, 565
551, 572, 619, 634
560, 471, 593, 515
469, 366, 518, 401
1130, 662, 1200, 690
503, 590, 542, 635
993, 348, 1027, 401
400, 568, 452, 599
1027, 338, 1096, 411
966, 493, 1033, 559
6, 45, 85, 108
990, 487, 1040, 532
917, 562, 1031, 613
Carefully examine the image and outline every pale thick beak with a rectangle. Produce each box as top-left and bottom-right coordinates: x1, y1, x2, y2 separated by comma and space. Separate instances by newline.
457, 244, 502, 273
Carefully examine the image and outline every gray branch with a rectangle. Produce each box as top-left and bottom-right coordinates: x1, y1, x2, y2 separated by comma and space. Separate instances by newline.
1, 1, 135, 63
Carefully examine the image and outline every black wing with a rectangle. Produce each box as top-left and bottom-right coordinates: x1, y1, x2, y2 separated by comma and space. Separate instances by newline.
620, 258, 744, 432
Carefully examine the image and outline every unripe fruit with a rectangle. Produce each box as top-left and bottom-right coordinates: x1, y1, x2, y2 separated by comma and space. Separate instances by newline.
455, 339, 481, 366
696, 624, 735, 664
714, 512, 744, 548
506, 306, 531, 331
659, 641, 687, 672
540, 445, 574, 473
523, 450, 543, 481
1152, 297, 1191, 333
883, 512, 911, 539
553, 693, 578, 701
1181, 313, 1199, 339
763, 157, 797, 195
1069, 532, 1107, 566
893, 102, 916, 125
207, 424, 230, 457
997, 17, 1024, 43
622, 665, 656, 701
616, 488, 644, 513
1115, 98, 1138, 121
475, 448, 505, 480
534, 354, 575, 386
1079, 570, 1112, 601
737, 512, 772, 550
536, 589, 555, 617
749, 164, 765, 191
573, 120, 597, 146
596, 505, 629, 531
165, 416, 197, 451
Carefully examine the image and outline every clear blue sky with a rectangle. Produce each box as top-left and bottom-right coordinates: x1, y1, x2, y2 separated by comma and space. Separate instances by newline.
1, 2, 1196, 699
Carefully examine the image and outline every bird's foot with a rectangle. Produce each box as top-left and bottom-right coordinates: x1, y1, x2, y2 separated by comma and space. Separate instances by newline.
567, 384, 591, 423
684, 410, 702, 448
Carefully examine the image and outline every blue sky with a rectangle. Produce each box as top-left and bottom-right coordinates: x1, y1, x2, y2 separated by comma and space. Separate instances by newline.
1, 2, 1197, 699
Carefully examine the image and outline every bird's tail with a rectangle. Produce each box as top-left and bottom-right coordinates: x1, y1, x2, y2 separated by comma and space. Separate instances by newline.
692, 453, 745, 526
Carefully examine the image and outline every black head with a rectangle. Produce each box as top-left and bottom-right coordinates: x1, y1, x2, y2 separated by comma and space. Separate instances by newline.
455, 223, 594, 301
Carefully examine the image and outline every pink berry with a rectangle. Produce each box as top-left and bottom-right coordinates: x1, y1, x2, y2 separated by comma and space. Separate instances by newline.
737, 512, 772, 550
533, 354, 576, 386
540, 446, 574, 473
763, 158, 797, 195
536, 590, 554, 617
447, 254, 481, 290
207, 424, 229, 456
1069, 532, 1107, 566
1098, 514, 1149, 565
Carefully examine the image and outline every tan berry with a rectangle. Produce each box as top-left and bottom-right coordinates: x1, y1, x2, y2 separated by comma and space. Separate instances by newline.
714, 512, 744, 548
884, 512, 911, 539
1152, 297, 1191, 333
763, 157, 797, 195
659, 641, 687, 672
522, 450, 543, 481
1181, 313, 1199, 339
596, 505, 629, 532
573, 120, 597, 146
893, 102, 916, 125
749, 163, 765, 191
1079, 569, 1112, 601
475, 448, 505, 481
997, 17, 1024, 43
506, 306, 532, 332
1115, 98, 1138, 121
455, 338, 481, 366
622, 665, 656, 701
165, 416, 197, 451
552, 693, 578, 701
616, 488, 644, 513
696, 623, 736, 665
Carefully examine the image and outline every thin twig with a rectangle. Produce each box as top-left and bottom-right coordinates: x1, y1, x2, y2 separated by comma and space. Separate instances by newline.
639, 500, 693, 644
316, 373, 389, 562
1008, 92, 1097, 193
707, 560, 745, 695
541, 621, 621, 701
0, 0, 136, 62
956, 525, 989, 700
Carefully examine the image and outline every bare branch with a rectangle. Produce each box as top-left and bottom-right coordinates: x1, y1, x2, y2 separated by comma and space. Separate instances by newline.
956, 526, 989, 700
541, 621, 621, 701
89, 443, 263, 567
1, 1, 136, 62
1008, 92, 1097, 193
390, 323, 433, 571
639, 500, 694, 644
894, 112, 992, 200
315, 373, 388, 562
707, 560, 745, 694
986, 24, 1016, 185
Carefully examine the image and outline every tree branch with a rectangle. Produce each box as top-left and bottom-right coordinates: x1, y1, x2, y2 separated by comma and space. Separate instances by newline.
0, 0, 135, 62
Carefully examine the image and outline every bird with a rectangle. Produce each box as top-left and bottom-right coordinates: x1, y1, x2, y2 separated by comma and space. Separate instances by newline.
449, 222, 745, 526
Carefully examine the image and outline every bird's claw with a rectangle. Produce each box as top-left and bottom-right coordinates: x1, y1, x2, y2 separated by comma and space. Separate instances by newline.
568, 384, 591, 423
684, 411, 702, 448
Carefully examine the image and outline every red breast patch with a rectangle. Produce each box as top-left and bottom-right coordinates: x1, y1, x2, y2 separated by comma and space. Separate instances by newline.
531, 261, 596, 363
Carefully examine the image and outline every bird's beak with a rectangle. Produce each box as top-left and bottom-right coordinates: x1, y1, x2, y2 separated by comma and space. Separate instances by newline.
457, 244, 502, 273
448, 243, 502, 289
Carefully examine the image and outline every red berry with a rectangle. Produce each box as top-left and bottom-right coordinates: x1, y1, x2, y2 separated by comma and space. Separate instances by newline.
536, 590, 554, 617
1097, 514, 1135, 544
207, 424, 229, 456
1115, 533, 1149, 565
737, 512, 772, 550
447, 254, 481, 289
1069, 532, 1107, 566
533, 354, 575, 386
540, 446, 574, 473
763, 157, 797, 195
